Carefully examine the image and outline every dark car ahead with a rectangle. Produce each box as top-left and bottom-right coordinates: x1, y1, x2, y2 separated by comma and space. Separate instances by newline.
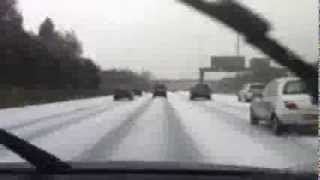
132, 89, 143, 96
153, 84, 167, 98
113, 88, 134, 101
190, 83, 212, 100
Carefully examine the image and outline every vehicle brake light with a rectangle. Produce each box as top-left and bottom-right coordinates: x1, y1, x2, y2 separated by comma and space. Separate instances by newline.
284, 101, 298, 110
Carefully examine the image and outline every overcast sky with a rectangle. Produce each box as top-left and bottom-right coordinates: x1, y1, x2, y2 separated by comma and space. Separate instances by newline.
18, 0, 318, 79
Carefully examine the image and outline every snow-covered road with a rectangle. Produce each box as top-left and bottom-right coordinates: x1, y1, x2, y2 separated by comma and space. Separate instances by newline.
0, 93, 317, 170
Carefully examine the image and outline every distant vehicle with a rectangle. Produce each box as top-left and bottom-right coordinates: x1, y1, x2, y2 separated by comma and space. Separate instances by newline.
250, 77, 318, 135
113, 88, 134, 101
153, 84, 167, 98
132, 89, 143, 96
190, 83, 212, 100
237, 83, 265, 102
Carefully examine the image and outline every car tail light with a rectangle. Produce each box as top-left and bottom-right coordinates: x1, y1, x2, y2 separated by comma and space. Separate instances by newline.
284, 101, 298, 110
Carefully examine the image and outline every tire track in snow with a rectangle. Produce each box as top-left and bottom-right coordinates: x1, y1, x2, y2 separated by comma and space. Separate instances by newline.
75, 98, 153, 161
164, 99, 204, 162
0, 96, 112, 129
169, 94, 295, 168
16, 103, 120, 140
177, 93, 249, 119
0, 96, 152, 162
106, 98, 168, 161
0, 101, 122, 152
107, 97, 204, 162
3, 102, 107, 131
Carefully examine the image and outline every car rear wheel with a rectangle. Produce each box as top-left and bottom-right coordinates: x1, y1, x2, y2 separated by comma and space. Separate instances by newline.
271, 115, 284, 135
250, 108, 259, 125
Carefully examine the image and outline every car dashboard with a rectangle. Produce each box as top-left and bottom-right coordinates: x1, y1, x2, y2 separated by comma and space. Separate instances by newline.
0, 162, 316, 180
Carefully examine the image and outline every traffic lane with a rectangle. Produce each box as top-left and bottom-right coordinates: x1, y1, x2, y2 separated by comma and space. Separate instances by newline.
2, 94, 151, 141
211, 94, 250, 114
196, 100, 317, 168
179, 92, 316, 149
0, 95, 152, 162
109, 97, 203, 162
177, 93, 250, 127
76, 96, 153, 162
178, 92, 250, 115
169, 93, 317, 170
108, 98, 168, 161
3, 101, 119, 140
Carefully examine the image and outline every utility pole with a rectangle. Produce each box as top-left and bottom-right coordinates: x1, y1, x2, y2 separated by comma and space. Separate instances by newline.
236, 33, 240, 56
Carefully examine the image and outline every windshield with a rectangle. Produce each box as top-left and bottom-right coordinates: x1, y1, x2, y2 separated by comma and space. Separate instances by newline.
0, 0, 317, 172
283, 80, 307, 95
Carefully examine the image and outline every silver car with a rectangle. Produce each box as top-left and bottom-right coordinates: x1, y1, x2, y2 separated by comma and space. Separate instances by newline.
250, 77, 318, 135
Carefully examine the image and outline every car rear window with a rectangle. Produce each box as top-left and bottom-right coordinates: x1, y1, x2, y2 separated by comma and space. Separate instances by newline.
155, 85, 166, 89
283, 80, 307, 95
196, 84, 209, 89
250, 84, 265, 89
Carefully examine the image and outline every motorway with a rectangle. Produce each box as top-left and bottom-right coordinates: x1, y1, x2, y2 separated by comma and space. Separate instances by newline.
0, 92, 317, 170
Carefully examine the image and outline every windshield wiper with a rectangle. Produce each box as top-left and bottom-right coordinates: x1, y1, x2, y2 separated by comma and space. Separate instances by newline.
179, 0, 318, 103
0, 129, 71, 172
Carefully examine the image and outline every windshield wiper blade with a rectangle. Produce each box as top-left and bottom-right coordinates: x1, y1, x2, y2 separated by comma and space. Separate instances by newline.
0, 129, 71, 172
179, 0, 318, 103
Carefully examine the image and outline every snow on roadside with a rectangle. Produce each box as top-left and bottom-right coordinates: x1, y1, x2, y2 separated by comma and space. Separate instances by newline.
0, 96, 112, 128
168, 93, 294, 169
0, 95, 152, 162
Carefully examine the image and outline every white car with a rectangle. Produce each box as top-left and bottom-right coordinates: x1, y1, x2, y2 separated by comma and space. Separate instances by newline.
250, 77, 318, 135
237, 83, 265, 102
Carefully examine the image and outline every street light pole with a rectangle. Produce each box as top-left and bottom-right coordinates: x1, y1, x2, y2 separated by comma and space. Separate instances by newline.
236, 33, 240, 56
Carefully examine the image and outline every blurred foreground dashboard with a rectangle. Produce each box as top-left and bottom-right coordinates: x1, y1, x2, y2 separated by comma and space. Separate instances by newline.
0, 162, 316, 180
